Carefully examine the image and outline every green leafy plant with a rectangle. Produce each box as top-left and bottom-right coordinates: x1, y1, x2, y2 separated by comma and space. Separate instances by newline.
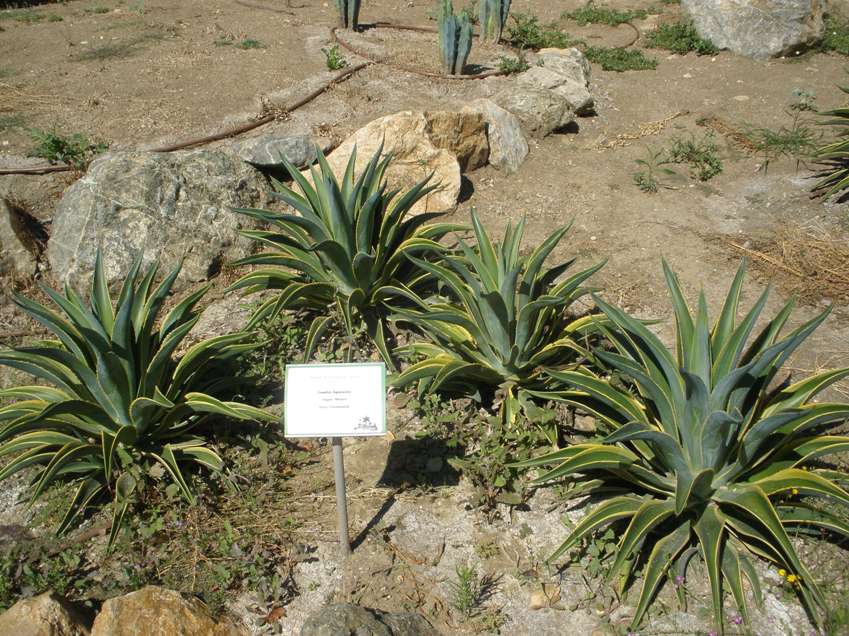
450, 564, 483, 616
392, 209, 604, 429
229, 145, 458, 368
29, 128, 108, 170
496, 53, 529, 74
813, 85, 849, 201
0, 255, 272, 547
821, 15, 849, 56
336, 0, 361, 30
583, 46, 657, 72
644, 21, 718, 55
438, 0, 473, 75
506, 12, 579, 50
321, 44, 347, 70
564, 3, 647, 27
667, 133, 722, 181
633, 147, 678, 193
478, 0, 510, 42
520, 260, 849, 634
742, 95, 818, 171
236, 38, 265, 49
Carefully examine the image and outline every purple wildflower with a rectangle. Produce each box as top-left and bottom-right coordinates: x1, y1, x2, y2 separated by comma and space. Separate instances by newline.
731, 616, 743, 626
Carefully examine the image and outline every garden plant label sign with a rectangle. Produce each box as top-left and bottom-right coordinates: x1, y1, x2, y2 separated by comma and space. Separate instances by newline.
283, 362, 386, 438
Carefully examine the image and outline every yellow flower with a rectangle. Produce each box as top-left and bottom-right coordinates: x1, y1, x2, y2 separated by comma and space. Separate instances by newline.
791, 488, 799, 496
787, 574, 800, 584
778, 569, 787, 577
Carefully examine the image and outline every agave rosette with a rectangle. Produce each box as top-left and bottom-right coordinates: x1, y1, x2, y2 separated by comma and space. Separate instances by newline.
0, 255, 272, 545
229, 144, 462, 365
521, 261, 849, 633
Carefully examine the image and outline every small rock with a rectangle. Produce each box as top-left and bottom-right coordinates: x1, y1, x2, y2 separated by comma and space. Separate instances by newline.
494, 87, 574, 138
90, 586, 244, 636
230, 134, 332, 169
461, 99, 528, 173
574, 415, 597, 433
0, 592, 91, 636
300, 603, 437, 636
528, 591, 548, 610
733, 95, 750, 101
0, 198, 38, 282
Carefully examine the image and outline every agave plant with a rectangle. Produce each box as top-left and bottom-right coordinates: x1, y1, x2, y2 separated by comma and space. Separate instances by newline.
520, 261, 849, 633
438, 0, 473, 75
336, 0, 361, 30
813, 85, 849, 201
0, 255, 272, 546
479, 0, 511, 43
229, 145, 460, 367
392, 210, 605, 429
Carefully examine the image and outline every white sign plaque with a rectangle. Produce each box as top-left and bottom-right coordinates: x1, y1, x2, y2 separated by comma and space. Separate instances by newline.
284, 362, 387, 438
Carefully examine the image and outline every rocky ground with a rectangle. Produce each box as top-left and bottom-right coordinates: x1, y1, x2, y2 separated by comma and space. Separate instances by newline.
2, 0, 849, 635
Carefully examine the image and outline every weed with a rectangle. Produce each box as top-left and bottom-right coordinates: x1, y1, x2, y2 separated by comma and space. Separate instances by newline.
666, 132, 722, 181
128, 1, 145, 14
564, 4, 647, 27
633, 147, 677, 192
497, 53, 529, 74
584, 46, 657, 71
506, 12, 581, 50
47, 13, 61, 21
644, 21, 718, 55
742, 94, 819, 170
0, 67, 15, 78
321, 44, 347, 70
84, 6, 110, 14
0, 9, 49, 23
450, 565, 482, 617
73, 31, 165, 61
29, 128, 108, 169
236, 38, 265, 50
821, 16, 849, 56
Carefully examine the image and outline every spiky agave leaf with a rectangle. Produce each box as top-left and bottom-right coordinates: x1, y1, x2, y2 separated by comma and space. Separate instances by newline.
392, 209, 606, 426
230, 143, 461, 367
517, 260, 849, 633
813, 85, 849, 200
0, 253, 274, 547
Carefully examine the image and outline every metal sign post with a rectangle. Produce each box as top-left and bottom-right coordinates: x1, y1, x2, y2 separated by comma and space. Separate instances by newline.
284, 363, 386, 557
331, 437, 351, 556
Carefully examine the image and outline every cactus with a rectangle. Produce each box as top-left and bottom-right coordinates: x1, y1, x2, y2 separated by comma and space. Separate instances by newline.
336, 0, 361, 30
479, 0, 511, 43
438, 0, 473, 75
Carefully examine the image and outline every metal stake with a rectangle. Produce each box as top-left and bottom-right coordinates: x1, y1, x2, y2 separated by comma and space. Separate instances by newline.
331, 436, 351, 556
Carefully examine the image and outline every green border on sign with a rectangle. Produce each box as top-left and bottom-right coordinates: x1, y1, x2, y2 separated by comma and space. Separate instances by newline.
283, 362, 387, 437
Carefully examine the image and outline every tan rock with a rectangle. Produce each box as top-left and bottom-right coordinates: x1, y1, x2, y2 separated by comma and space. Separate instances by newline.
0, 592, 91, 636
306, 110, 487, 214
422, 111, 489, 171
90, 586, 245, 636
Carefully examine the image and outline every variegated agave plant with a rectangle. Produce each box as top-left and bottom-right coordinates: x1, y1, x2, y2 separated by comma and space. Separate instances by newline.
392, 209, 605, 430
520, 261, 849, 633
0, 255, 272, 546
230, 144, 460, 367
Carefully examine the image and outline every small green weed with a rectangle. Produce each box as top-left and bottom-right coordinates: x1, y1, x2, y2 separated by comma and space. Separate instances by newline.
584, 46, 657, 71
497, 53, 529, 75
236, 38, 265, 50
506, 12, 581, 50
0, 9, 54, 23
450, 565, 483, 617
667, 132, 723, 181
321, 44, 347, 70
73, 31, 165, 61
633, 147, 678, 192
29, 128, 108, 170
84, 6, 110, 14
644, 21, 718, 55
821, 16, 849, 56
742, 92, 819, 170
564, 4, 647, 27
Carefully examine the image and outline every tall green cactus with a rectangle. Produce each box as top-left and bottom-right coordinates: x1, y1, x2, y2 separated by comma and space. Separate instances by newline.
438, 0, 473, 75
336, 0, 361, 30
479, 0, 510, 42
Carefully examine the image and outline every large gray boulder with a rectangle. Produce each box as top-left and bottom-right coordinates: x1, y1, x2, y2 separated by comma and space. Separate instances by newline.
681, 0, 826, 59
230, 133, 333, 169
300, 603, 438, 636
495, 87, 575, 137
461, 99, 529, 174
47, 150, 268, 291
